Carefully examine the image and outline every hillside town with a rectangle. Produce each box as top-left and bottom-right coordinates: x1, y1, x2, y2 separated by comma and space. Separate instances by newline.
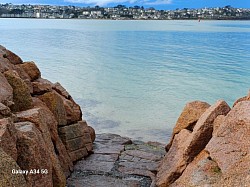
0, 3, 250, 20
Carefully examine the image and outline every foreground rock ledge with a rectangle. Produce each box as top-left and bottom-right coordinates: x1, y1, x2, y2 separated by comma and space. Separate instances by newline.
0, 45, 95, 186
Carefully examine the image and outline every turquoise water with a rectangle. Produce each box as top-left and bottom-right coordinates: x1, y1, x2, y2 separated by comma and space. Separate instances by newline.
0, 19, 250, 143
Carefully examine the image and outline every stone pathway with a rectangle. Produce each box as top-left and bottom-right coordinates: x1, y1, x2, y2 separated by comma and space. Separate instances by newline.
67, 133, 165, 187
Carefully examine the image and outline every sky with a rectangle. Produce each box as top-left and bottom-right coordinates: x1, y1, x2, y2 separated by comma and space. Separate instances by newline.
1, 0, 249, 10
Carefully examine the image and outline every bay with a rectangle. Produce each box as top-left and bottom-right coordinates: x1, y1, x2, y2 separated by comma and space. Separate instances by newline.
0, 19, 250, 143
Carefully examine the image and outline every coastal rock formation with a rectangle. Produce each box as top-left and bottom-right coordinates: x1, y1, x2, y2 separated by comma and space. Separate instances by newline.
156, 93, 250, 187
0, 45, 95, 186
165, 101, 210, 151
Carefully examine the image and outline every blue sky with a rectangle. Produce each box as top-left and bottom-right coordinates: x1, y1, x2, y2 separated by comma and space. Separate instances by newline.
1, 0, 249, 10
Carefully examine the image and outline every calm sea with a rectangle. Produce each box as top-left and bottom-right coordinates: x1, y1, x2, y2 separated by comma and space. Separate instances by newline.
0, 19, 250, 143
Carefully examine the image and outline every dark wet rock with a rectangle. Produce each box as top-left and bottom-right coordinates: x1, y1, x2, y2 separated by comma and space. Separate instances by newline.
95, 133, 132, 145
67, 175, 141, 187
67, 133, 165, 187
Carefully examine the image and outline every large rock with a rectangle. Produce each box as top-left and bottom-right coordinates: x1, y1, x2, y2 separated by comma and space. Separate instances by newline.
233, 90, 250, 107
206, 101, 250, 177
13, 64, 33, 93
170, 150, 222, 187
32, 78, 53, 95
173, 101, 211, 134
184, 100, 231, 162
53, 82, 71, 99
52, 83, 82, 125
5, 49, 23, 65
16, 106, 73, 179
166, 101, 210, 151
172, 101, 250, 187
0, 72, 13, 107
38, 91, 67, 126
20, 61, 41, 81
0, 118, 17, 160
157, 100, 231, 186
157, 129, 192, 187
59, 94, 82, 125
15, 122, 53, 187
4, 70, 33, 112
0, 147, 27, 187
59, 121, 93, 162
0, 51, 15, 73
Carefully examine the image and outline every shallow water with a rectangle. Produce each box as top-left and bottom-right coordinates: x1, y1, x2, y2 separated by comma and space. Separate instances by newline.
1, 19, 250, 143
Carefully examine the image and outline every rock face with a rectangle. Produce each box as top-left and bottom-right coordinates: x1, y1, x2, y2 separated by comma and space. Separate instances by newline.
0, 72, 13, 107
0, 46, 95, 186
157, 94, 250, 187
0, 147, 27, 187
4, 70, 33, 112
166, 101, 210, 151
59, 121, 93, 162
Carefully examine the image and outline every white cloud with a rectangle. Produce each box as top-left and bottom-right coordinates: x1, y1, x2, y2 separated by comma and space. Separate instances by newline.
145, 0, 172, 5
64, 0, 172, 6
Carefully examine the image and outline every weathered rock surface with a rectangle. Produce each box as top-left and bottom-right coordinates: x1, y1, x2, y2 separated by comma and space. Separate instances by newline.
0, 103, 11, 118
212, 115, 225, 136
5, 49, 23, 65
170, 150, 222, 187
0, 48, 15, 72
0, 147, 27, 187
38, 90, 67, 126
59, 94, 82, 125
67, 133, 165, 187
156, 129, 191, 187
0, 72, 13, 107
32, 78, 53, 95
20, 61, 41, 81
156, 93, 250, 187
59, 121, 93, 162
4, 70, 33, 112
15, 121, 53, 187
0, 118, 17, 161
16, 107, 73, 180
157, 100, 231, 187
166, 101, 210, 151
184, 100, 231, 162
233, 90, 250, 107
53, 82, 71, 99
205, 101, 250, 183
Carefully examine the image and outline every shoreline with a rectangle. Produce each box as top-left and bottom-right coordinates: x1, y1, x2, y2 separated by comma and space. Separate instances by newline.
1, 17, 250, 21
